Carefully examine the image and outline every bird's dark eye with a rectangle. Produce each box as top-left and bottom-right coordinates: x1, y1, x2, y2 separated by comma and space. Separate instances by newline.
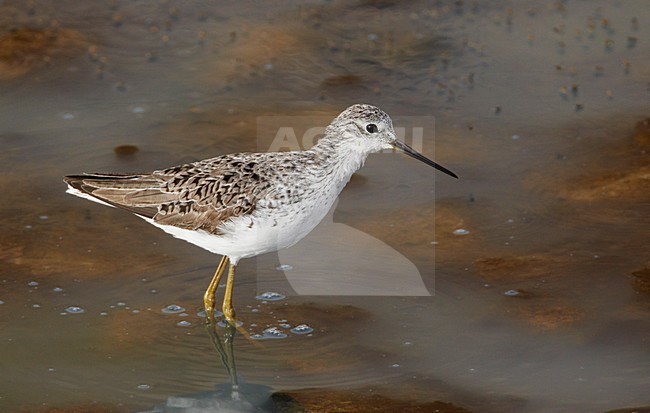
366, 123, 378, 133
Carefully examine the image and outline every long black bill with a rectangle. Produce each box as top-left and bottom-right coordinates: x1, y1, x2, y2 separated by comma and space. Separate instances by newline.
393, 140, 458, 179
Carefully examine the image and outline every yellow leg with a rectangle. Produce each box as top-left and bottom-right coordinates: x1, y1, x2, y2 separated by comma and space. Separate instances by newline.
204, 256, 229, 320
222, 263, 237, 326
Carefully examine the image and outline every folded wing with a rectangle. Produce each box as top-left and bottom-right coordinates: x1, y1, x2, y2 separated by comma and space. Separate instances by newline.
64, 156, 273, 234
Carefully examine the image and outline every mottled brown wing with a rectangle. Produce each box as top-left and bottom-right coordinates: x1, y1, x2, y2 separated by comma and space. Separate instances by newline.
151, 155, 274, 233
64, 155, 274, 234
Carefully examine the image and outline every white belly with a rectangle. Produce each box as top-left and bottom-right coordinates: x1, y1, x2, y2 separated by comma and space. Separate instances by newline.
142, 193, 337, 264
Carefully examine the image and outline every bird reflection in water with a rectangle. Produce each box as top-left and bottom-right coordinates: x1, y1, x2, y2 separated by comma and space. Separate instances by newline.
138, 322, 271, 413
206, 321, 242, 402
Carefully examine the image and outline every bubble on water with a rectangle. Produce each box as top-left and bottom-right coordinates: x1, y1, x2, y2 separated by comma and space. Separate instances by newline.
137, 384, 151, 390
197, 309, 224, 318
116, 302, 127, 307
161, 304, 185, 314
176, 320, 192, 327
251, 308, 259, 313
131, 106, 146, 114
32, 304, 41, 308
99, 312, 108, 316
52, 287, 64, 293
453, 229, 470, 236
251, 327, 288, 340
132, 309, 140, 314
504, 289, 520, 297
264, 327, 288, 339
391, 363, 400, 368
65, 306, 85, 314
255, 292, 286, 301
0, 300, 4, 305
217, 319, 243, 328
28, 281, 39, 287
276, 264, 293, 271
279, 323, 291, 329
39, 215, 49, 220
62, 113, 75, 120
290, 324, 313, 335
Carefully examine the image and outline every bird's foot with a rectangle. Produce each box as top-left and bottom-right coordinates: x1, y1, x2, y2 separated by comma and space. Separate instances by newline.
203, 296, 216, 322
222, 306, 237, 326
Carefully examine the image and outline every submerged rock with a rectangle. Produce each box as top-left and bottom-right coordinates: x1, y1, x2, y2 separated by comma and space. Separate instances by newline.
113, 145, 139, 157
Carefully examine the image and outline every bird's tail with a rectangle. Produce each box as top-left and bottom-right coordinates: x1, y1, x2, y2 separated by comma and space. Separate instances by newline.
63, 173, 170, 218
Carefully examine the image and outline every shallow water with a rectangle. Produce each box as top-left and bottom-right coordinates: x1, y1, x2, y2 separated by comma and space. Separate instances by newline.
1, 1, 649, 412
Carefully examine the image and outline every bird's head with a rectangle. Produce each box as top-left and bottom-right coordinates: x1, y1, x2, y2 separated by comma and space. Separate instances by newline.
328, 103, 397, 153
327, 104, 458, 179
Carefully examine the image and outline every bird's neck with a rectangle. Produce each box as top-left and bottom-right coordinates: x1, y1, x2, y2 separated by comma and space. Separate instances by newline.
309, 132, 371, 189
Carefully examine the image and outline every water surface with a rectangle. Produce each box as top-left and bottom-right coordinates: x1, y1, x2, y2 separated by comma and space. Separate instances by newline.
1, 1, 648, 412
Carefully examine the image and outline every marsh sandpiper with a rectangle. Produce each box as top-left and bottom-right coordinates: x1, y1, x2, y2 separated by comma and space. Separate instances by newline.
64, 104, 457, 325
